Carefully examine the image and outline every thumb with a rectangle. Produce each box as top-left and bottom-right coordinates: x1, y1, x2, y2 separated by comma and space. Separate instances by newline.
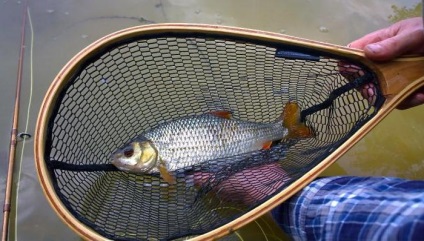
363, 31, 423, 61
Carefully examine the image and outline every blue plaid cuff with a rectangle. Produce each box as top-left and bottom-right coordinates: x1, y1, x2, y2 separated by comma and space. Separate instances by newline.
271, 176, 424, 241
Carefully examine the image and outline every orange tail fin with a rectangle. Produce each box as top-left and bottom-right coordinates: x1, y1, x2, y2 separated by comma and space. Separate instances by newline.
282, 102, 315, 139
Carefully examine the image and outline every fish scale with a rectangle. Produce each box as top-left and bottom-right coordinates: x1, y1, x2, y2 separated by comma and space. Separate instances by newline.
143, 113, 288, 171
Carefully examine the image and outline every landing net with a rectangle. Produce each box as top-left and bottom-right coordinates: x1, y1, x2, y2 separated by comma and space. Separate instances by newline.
40, 28, 384, 240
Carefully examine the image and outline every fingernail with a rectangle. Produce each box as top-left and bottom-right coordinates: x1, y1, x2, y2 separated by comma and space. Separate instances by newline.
366, 43, 383, 54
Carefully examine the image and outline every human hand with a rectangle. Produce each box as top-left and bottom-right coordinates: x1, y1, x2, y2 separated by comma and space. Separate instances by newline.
194, 163, 289, 206
348, 17, 424, 109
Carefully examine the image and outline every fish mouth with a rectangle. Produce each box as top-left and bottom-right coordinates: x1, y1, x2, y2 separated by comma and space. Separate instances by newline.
111, 159, 137, 173
114, 165, 132, 172
111, 157, 124, 170
110, 153, 122, 164
111, 155, 153, 173
110, 158, 118, 166
110, 154, 132, 171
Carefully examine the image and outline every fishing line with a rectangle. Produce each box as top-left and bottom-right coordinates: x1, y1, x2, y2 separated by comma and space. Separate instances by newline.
13, 6, 34, 241
234, 231, 244, 241
206, 206, 269, 241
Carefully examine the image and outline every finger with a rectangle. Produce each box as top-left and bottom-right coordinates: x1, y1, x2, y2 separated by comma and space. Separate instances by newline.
348, 18, 424, 61
397, 87, 424, 110
193, 172, 214, 187
360, 83, 377, 106
193, 163, 289, 205
363, 30, 424, 61
348, 28, 393, 49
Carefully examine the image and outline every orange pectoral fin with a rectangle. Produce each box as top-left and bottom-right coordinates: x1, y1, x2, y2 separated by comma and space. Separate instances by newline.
209, 110, 233, 119
159, 162, 176, 185
262, 141, 273, 150
283, 102, 315, 139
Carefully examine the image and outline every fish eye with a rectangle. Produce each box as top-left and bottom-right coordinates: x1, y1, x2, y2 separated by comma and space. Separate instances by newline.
123, 147, 134, 158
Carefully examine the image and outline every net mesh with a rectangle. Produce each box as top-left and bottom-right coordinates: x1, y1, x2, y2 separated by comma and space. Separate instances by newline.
44, 31, 384, 240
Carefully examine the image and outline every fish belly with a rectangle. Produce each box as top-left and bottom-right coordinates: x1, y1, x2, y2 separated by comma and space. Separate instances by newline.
144, 114, 287, 171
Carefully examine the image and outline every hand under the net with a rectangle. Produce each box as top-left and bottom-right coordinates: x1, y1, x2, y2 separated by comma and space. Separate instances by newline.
194, 163, 290, 206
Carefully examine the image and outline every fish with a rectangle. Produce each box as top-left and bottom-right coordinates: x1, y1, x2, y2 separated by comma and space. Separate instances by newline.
111, 102, 314, 184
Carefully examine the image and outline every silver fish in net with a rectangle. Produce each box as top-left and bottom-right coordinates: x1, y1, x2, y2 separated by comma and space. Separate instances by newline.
111, 102, 314, 184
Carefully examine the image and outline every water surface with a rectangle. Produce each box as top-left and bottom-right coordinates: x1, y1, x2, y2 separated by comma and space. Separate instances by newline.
0, 0, 422, 240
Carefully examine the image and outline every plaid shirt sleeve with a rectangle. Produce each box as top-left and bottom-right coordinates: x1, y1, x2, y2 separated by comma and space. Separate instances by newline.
271, 176, 424, 241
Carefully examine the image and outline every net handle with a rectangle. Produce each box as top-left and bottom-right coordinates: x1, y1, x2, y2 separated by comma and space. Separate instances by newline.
372, 56, 424, 99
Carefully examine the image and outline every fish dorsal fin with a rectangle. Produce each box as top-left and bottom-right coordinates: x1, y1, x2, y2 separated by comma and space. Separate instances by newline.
209, 110, 232, 119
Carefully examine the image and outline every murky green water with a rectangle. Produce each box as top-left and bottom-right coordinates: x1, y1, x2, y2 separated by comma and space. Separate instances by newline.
0, 0, 422, 240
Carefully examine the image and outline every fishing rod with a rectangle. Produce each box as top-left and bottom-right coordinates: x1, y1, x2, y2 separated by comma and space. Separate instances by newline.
2, 2, 29, 241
